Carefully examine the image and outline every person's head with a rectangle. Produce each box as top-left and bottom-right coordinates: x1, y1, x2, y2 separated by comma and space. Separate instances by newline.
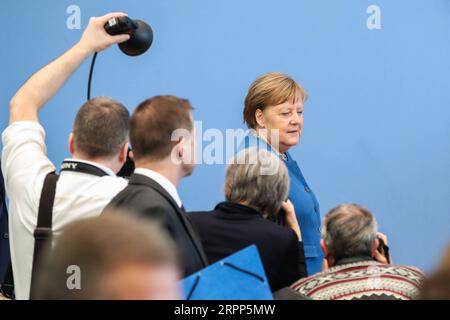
419, 244, 450, 300
130, 95, 196, 178
224, 148, 289, 217
243, 72, 308, 153
35, 211, 181, 300
320, 204, 380, 267
69, 97, 130, 173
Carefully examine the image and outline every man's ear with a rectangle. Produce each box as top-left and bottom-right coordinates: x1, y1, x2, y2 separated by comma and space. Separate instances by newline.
118, 142, 129, 164
169, 136, 184, 164
69, 133, 75, 155
321, 239, 336, 268
320, 239, 330, 271
255, 109, 265, 128
372, 238, 380, 257
320, 239, 328, 257
177, 136, 186, 159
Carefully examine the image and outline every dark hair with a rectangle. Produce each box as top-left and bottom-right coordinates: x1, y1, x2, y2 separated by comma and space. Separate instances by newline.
35, 212, 177, 300
72, 97, 130, 158
130, 95, 193, 161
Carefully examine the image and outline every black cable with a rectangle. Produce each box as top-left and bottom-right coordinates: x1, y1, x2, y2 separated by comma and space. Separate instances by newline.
87, 52, 98, 100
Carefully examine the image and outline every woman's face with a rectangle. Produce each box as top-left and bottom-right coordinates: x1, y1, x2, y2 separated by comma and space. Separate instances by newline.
256, 100, 303, 153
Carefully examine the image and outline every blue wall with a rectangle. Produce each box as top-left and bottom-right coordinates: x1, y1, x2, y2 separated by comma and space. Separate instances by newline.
1, 0, 449, 272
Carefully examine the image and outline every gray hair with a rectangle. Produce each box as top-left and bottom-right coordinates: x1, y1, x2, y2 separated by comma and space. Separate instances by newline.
224, 148, 289, 217
321, 203, 378, 260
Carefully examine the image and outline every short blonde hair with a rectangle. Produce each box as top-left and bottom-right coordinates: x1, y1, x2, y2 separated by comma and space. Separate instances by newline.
243, 72, 308, 129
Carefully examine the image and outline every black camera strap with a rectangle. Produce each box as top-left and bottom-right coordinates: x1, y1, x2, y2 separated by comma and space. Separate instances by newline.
29, 171, 59, 299
60, 160, 109, 177
29, 161, 109, 299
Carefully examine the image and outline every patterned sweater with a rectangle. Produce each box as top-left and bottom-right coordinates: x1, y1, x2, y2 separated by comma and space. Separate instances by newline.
290, 259, 424, 300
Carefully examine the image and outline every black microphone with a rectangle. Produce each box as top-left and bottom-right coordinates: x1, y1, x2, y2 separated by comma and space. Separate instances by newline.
104, 16, 153, 56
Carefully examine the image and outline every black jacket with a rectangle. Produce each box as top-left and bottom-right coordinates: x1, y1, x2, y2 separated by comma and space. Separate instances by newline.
104, 173, 208, 276
0, 165, 10, 282
188, 202, 307, 292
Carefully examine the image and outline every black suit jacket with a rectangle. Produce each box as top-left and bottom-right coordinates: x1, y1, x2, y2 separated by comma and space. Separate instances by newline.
0, 165, 11, 281
104, 173, 208, 276
188, 202, 307, 292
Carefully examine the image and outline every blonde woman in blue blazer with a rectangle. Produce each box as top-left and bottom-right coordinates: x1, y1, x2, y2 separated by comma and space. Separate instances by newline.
238, 72, 323, 275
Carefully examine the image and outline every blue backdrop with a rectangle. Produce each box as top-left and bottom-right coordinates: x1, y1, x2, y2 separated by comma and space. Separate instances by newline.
1, 0, 449, 273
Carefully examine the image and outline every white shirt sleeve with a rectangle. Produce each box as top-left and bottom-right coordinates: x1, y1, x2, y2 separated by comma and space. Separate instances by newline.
1, 121, 56, 214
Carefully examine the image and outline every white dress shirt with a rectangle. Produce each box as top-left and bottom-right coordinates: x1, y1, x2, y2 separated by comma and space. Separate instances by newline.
134, 168, 182, 208
1, 121, 128, 299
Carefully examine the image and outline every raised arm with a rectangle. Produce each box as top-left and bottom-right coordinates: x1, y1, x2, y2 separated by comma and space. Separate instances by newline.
9, 12, 131, 124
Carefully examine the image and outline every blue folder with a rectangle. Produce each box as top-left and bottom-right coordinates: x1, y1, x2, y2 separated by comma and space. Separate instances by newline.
180, 245, 273, 300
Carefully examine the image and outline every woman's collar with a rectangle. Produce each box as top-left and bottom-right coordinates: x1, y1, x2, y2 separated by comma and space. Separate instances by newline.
251, 130, 289, 161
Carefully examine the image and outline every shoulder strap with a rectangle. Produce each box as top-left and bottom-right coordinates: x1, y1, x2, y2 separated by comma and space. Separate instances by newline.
29, 171, 59, 299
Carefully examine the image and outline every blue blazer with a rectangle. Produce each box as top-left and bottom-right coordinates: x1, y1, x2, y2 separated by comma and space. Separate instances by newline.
238, 134, 323, 275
